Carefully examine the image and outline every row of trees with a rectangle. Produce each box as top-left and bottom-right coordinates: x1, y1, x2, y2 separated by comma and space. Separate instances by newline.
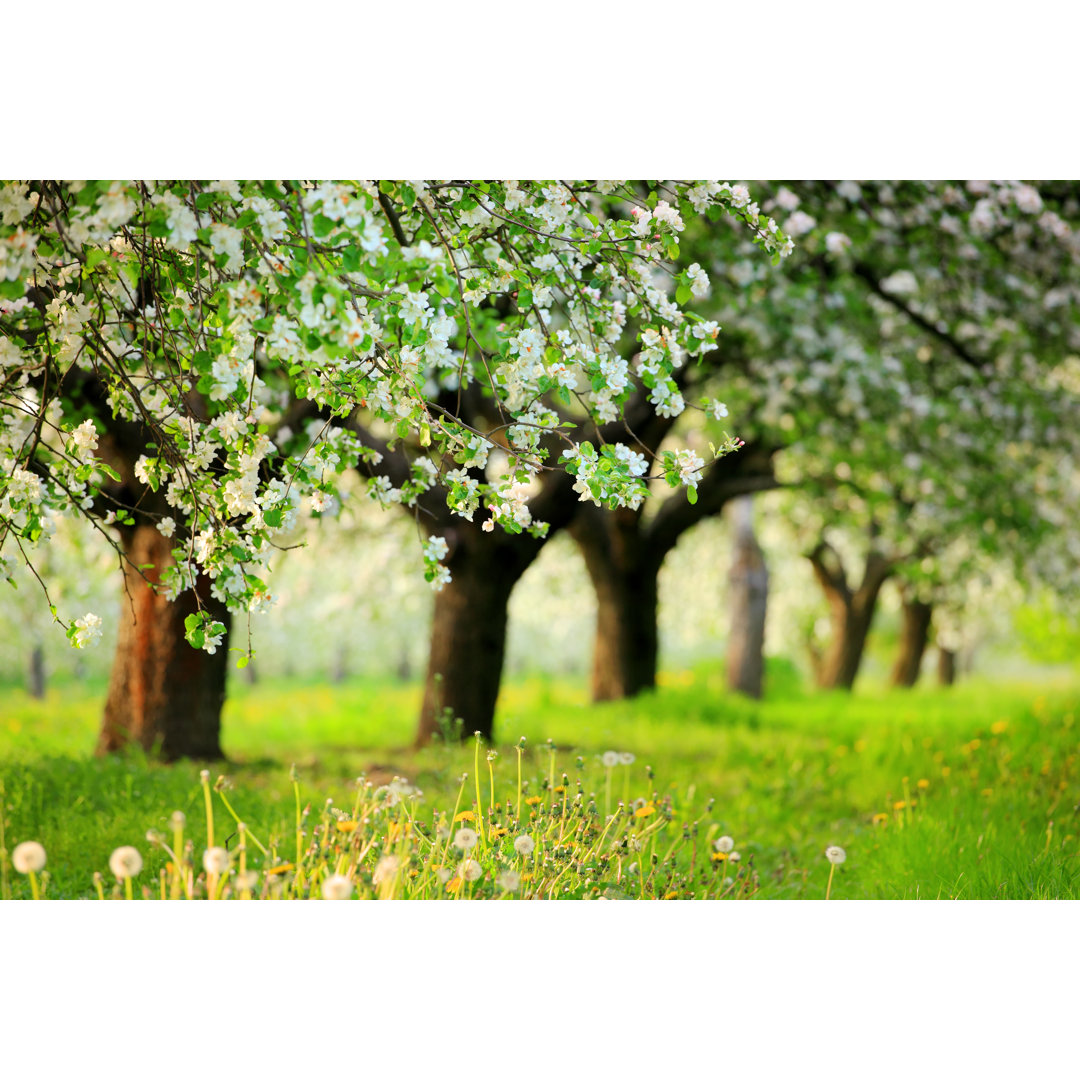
2, 180, 1078, 757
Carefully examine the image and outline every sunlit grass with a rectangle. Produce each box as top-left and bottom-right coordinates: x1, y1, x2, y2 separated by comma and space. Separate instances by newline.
1, 669, 1077, 899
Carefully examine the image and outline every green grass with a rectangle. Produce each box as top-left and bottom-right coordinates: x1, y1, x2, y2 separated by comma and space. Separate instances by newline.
1, 667, 1078, 899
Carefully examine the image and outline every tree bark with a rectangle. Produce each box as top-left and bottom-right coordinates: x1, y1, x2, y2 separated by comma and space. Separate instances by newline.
937, 646, 957, 686
416, 525, 542, 746
571, 446, 779, 703
28, 643, 46, 700
890, 590, 932, 688
726, 496, 768, 698
97, 524, 230, 761
808, 539, 893, 691
570, 505, 660, 701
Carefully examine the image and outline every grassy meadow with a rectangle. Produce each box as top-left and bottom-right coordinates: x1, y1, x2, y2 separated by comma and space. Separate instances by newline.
1, 665, 1078, 900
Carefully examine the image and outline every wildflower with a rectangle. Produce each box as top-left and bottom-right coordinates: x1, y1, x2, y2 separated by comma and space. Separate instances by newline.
12, 841, 46, 874
322, 874, 354, 900
436, 867, 452, 884
714, 835, 734, 854
872, 813, 889, 825
917, 779, 930, 790
336, 819, 358, 832
825, 846, 846, 865
618, 752, 635, 766
728, 852, 741, 864
109, 846, 143, 879
602, 751, 620, 768
203, 847, 230, 874
514, 835, 535, 856
497, 870, 521, 891
453, 827, 478, 851
454, 810, 477, 822
170, 811, 186, 829
634, 802, 656, 819
459, 858, 483, 883
525, 796, 543, 806
235, 871, 259, 891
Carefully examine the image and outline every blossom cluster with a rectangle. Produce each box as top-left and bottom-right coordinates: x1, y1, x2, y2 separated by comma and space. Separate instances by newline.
0, 181, 789, 649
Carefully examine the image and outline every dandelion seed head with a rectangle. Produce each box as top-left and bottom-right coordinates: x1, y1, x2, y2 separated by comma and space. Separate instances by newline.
203, 847, 230, 874
373, 855, 400, 885
109, 846, 143, 879
12, 841, 46, 874
322, 874, 354, 900
602, 751, 620, 768
459, 858, 482, 882
514, 834, 535, 856
453, 827, 478, 851
825, 845, 846, 865
714, 835, 734, 854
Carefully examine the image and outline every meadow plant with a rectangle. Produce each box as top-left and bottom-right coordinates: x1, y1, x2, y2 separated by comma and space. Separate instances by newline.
4, 744, 823, 900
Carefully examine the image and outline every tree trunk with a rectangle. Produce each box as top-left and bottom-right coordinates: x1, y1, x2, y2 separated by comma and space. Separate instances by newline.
891, 592, 932, 688
938, 647, 957, 686
727, 496, 768, 699
28, 643, 45, 700
97, 524, 230, 761
809, 541, 893, 691
416, 527, 540, 746
570, 505, 660, 701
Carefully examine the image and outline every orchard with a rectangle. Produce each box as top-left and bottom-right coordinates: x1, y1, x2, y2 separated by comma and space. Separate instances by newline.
2, 180, 1079, 904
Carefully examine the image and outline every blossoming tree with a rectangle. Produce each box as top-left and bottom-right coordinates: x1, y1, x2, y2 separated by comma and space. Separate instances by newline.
564, 180, 1080, 697
0, 180, 788, 755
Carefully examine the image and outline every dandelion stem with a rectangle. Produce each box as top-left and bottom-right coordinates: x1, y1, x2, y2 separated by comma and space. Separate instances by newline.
217, 790, 268, 856
473, 734, 485, 845
825, 861, 836, 901
202, 772, 215, 850
518, 743, 527, 825
28, 870, 40, 901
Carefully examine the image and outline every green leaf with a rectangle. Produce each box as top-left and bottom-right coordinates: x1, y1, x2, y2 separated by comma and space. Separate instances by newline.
675, 283, 692, 306
687, 486, 698, 505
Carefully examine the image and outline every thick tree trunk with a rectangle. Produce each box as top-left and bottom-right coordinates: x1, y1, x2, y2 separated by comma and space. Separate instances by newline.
891, 592, 932, 688
727, 497, 768, 699
937, 647, 957, 686
809, 541, 893, 691
416, 527, 540, 746
97, 524, 230, 761
28, 643, 46, 699
570, 505, 660, 702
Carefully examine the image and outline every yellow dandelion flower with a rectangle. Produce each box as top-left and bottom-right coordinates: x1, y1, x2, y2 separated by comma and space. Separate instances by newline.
453, 810, 476, 823
266, 863, 294, 876
664, 891, 679, 900
872, 813, 888, 825
525, 796, 544, 806
336, 819, 359, 832
489, 827, 507, 839
447, 877, 462, 892
711, 851, 728, 862
893, 800, 907, 811
991, 720, 1009, 735
634, 803, 656, 818
917, 779, 930, 790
